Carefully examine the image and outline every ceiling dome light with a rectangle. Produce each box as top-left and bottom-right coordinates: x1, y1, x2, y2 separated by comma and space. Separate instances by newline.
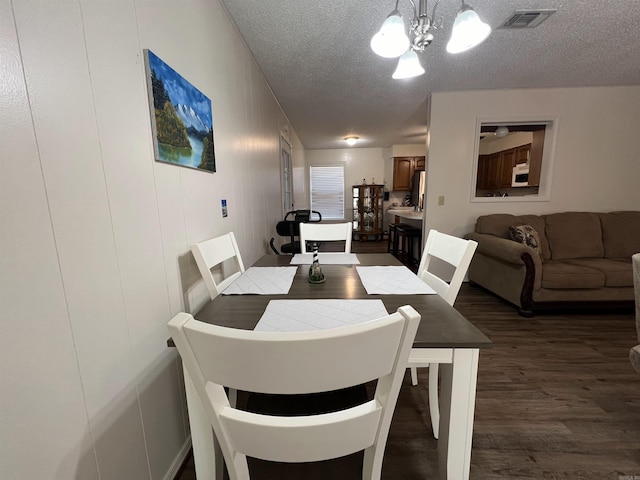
494, 126, 509, 137
345, 136, 359, 146
446, 4, 491, 54
371, 10, 410, 58
392, 50, 425, 79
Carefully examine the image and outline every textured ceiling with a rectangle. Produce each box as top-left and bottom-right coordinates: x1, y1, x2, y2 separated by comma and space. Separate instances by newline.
220, 0, 640, 149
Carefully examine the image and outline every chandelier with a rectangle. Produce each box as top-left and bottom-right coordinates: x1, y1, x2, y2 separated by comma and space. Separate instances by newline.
371, 0, 491, 79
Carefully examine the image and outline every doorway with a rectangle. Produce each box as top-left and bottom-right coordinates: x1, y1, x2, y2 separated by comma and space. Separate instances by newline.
280, 136, 293, 215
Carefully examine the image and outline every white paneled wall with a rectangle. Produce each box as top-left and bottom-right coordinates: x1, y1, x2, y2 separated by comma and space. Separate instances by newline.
0, 0, 294, 479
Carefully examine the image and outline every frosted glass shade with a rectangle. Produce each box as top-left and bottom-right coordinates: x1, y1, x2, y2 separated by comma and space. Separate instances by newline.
494, 126, 509, 137
371, 11, 410, 58
446, 6, 491, 54
392, 50, 425, 79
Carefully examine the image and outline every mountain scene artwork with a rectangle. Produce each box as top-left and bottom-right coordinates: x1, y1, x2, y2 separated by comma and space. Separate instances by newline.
144, 49, 215, 172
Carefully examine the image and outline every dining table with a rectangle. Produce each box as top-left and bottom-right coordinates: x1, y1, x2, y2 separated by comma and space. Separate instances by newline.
174, 253, 492, 480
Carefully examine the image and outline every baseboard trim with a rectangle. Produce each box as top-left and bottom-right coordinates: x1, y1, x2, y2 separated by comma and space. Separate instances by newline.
166, 436, 192, 480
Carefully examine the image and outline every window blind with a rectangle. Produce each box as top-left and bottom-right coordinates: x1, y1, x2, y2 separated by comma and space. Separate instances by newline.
310, 165, 344, 220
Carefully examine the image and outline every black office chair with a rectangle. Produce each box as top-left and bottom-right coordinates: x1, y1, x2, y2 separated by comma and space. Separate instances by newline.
270, 210, 322, 255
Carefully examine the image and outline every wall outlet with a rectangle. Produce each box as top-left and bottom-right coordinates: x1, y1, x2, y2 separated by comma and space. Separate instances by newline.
438, 195, 445, 206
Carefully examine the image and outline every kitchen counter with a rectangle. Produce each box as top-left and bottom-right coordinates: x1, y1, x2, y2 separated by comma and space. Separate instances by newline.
388, 208, 424, 221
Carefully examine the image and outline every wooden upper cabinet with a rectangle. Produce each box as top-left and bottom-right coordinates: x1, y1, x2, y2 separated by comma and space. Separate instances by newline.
528, 132, 544, 186
476, 155, 490, 189
392, 156, 425, 191
477, 148, 519, 190
499, 149, 516, 188
516, 144, 531, 164
392, 157, 413, 190
486, 152, 502, 189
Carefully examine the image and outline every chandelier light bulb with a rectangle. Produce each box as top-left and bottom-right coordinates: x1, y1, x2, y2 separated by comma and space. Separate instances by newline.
345, 136, 359, 146
446, 5, 491, 54
392, 49, 425, 79
372, 1, 489, 79
370, 10, 410, 58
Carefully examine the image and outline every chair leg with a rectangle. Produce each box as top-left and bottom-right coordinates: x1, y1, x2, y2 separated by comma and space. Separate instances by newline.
269, 238, 281, 255
428, 363, 440, 439
410, 366, 418, 386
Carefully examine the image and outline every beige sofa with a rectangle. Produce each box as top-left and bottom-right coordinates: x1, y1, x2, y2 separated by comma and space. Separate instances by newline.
631, 253, 640, 374
465, 211, 640, 316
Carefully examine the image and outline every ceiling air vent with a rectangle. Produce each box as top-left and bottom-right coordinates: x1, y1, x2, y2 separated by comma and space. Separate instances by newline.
499, 9, 557, 29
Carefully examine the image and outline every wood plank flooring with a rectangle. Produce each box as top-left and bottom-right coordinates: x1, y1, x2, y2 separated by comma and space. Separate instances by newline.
175, 241, 640, 479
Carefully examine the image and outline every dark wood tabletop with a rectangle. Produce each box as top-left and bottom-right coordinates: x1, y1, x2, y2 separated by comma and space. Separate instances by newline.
191, 254, 492, 350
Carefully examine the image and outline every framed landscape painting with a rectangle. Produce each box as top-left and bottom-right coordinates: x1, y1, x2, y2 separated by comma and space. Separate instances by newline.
144, 49, 216, 172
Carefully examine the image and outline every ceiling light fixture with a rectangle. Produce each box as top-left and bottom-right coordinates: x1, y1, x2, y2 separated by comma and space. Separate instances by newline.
371, 0, 491, 79
494, 126, 509, 137
344, 136, 359, 146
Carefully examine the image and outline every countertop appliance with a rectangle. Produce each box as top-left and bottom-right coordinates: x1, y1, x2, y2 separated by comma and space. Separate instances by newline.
512, 163, 529, 187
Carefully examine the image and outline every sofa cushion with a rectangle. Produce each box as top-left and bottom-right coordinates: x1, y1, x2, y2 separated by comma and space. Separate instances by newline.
563, 258, 633, 287
541, 260, 605, 289
476, 214, 522, 239
600, 211, 640, 259
519, 215, 550, 259
544, 212, 604, 260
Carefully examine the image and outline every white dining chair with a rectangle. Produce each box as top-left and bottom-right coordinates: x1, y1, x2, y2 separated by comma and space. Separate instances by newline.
191, 232, 245, 300
299, 222, 353, 253
408, 229, 478, 439
167, 306, 420, 480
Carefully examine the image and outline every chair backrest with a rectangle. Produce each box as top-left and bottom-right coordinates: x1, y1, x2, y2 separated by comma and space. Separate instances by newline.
417, 229, 478, 306
273, 210, 323, 255
168, 306, 420, 480
299, 222, 353, 253
191, 232, 245, 300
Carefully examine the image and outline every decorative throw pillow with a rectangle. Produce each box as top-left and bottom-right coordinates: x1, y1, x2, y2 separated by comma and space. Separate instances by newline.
508, 224, 542, 257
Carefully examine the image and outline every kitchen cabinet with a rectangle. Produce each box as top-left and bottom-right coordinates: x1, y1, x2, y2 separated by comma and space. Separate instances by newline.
499, 149, 516, 188
516, 144, 531, 164
476, 144, 530, 190
392, 156, 425, 191
352, 184, 384, 241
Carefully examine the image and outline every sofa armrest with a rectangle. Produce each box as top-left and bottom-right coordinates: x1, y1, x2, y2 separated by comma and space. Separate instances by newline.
465, 232, 543, 313
465, 233, 532, 264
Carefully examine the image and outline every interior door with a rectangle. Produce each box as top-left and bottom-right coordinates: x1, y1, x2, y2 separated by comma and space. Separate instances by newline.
280, 136, 293, 215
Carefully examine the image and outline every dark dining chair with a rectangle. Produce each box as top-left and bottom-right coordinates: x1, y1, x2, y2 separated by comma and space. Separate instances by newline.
270, 210, 321, 255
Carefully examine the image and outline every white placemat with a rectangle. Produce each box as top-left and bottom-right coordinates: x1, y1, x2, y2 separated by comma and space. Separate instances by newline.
356, 266, 437, 295
221, 267, 297, 295
289, 253, 360, 265
254, 299, 389, 332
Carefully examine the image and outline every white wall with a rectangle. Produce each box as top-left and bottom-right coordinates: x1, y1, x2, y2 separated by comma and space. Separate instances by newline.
425, 86, 640, 238
0, 1, 296, 479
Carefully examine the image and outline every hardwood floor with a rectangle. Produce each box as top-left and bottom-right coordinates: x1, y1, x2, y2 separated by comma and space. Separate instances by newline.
176, 242, 640, 479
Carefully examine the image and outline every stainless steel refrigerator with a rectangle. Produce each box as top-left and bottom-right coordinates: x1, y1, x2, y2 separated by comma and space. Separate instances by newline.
411, 170, 426, 210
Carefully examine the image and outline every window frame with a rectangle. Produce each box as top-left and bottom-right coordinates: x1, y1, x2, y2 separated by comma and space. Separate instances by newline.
469, 115, 560, 203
